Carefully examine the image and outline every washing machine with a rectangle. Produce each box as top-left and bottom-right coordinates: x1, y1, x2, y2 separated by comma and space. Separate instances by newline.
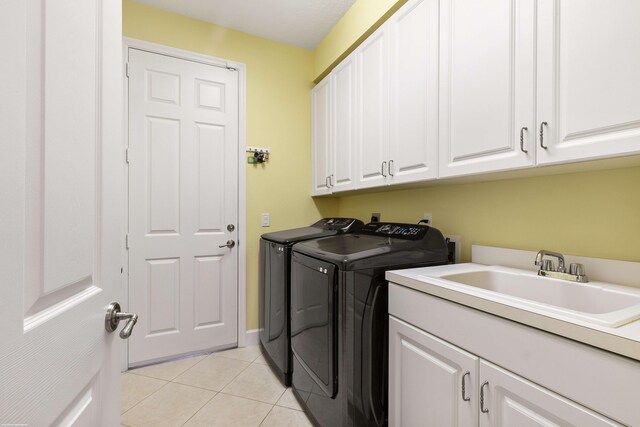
289, 222, 450, 426
259, 218, 364, 386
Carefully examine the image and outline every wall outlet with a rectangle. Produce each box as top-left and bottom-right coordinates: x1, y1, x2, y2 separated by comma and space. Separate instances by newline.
261, 213, 270, 227
422, 212, 433, 225
371, 213, 381, 223
445, 235, 461, 264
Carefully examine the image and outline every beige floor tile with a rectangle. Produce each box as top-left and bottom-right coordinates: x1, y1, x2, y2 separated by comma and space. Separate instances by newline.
252, 353, 269, 365
121, 382, 215, 427
260, 406, 313, 427
213, 345, 263, 362
184, 393, 272, 427
276, 388, 303, 411
173, 355, 251, 391
120, 373, 167, 413
222, 363, 286, 404
129, 355, 206, 381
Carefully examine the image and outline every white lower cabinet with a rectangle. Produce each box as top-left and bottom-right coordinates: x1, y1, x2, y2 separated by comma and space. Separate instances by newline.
389, 316, 478, 426
389, 316, 621, 427
479, 360, 619, 427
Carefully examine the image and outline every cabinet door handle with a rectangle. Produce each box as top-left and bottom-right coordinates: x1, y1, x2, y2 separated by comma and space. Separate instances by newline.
539, 122, 548, 149
329, 174, 334, 187
388, 160, 394, 176
480, 381, 489, 413
325, 176, 330, 188
381, 161, 387, 177
461, 371, 471, 402
520, 127, 528, 154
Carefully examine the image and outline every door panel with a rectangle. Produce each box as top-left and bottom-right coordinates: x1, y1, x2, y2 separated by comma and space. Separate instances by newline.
290, 253, 337, 398
388, 0, 439, 184
439, 0, 535, 177
1, 0, 122, 424
389, 317, 478, 427
331, 53, 357, 192
480, 361, 620, 426
537, 0, 640, 164
357, 28, 389, 189
128, 48, 238, 364
312, 78, 332, 195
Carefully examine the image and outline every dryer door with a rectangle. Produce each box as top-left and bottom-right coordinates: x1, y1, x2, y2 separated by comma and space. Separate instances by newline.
290, 252, 338, 398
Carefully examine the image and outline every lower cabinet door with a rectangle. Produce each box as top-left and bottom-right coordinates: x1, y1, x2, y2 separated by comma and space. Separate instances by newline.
389, 316, 478, 427
479, 360, 621, 427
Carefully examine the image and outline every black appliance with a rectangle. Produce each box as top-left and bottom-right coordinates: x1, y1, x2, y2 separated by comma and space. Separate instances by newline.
259, 218, 364, 386
290, 222, 450, 426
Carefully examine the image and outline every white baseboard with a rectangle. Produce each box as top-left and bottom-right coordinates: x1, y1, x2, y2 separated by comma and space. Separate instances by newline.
244, 329, 259, 346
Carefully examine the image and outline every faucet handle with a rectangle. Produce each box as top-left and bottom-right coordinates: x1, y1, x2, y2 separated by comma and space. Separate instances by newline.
540, 259, 555, 271
569, 263, 585, 276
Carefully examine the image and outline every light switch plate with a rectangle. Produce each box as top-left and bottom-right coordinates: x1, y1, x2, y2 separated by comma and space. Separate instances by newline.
261, 213, 270, 227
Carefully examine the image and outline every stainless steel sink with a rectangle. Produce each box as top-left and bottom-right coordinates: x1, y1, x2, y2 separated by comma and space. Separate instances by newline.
435, 267, 640, 328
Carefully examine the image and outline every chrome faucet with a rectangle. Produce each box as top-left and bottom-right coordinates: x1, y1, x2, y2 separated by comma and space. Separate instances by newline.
535, 250, 566, 273
535, 250, 588, 283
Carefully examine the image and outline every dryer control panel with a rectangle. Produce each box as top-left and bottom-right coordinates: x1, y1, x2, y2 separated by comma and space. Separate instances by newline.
358, 222, 429, 240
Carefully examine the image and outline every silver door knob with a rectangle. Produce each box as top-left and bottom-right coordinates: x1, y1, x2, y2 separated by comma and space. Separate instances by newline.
105, 302, 138, 339
219, 240, 236, 249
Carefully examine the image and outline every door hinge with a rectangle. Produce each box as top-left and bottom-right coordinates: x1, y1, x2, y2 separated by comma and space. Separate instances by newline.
125, 148, 130, 164
125, 234, 129, 250
125, 62, 130, 78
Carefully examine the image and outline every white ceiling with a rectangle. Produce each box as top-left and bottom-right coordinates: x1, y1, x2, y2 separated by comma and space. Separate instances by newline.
132, 0, 356, 50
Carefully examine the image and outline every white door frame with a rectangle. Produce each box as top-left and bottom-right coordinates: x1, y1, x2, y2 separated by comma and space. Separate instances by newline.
122, 38, 247, 370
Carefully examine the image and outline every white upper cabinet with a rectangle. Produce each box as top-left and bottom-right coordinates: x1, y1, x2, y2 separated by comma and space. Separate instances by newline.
311, 0, 640, 193
439, 0, 536, 178
311, 77, 332, 196
331, 52, 358, 192
388, 0, 439, 184
536, 0, 640, 165
355, 0, 440, 189
356, 25, 390, 189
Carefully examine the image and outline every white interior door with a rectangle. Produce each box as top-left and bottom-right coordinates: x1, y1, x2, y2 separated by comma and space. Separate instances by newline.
128, 48, 239, 365
0, 0, 122, 425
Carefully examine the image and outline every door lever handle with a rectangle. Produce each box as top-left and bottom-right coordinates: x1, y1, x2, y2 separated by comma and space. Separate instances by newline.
105, 302, 138, 339
219, 240, 236, 249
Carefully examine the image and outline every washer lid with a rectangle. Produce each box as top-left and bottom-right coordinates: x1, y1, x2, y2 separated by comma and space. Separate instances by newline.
260, 218, 363, 245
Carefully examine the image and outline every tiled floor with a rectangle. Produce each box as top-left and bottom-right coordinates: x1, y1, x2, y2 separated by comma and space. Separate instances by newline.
121, 346, 313, 427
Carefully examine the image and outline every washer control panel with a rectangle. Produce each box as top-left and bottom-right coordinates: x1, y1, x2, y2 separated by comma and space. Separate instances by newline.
312, 218, 364, 232
359, 222, 429, 240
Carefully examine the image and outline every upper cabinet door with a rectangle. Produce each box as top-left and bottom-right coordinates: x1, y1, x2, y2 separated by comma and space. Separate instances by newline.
537, 0, 640, 165
356, 26, 390, 189
311, 77, 332, 196
331, 52, 358, 192
388, 0, 439, 184
439, 0, 536, 178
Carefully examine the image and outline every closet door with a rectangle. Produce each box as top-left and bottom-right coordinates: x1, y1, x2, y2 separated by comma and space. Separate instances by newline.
388, 0, 439, 184
439, 0, 536, 177
537, 0, 640, 165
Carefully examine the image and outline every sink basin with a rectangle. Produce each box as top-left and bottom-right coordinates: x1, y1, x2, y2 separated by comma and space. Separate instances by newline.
434, 268, 640, 328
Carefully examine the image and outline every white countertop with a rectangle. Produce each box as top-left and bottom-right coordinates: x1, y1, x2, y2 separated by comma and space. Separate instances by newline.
386, 263, 640, 361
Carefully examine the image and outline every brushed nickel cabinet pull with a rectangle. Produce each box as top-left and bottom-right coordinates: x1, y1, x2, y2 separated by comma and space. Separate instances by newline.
520, 127, 528, 153
539, 122, 548, 149
461, 371, 471, 402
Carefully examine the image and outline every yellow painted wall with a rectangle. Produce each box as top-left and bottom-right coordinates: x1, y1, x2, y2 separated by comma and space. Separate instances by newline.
338, 167, 640, 263
123, 0, 339, 330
